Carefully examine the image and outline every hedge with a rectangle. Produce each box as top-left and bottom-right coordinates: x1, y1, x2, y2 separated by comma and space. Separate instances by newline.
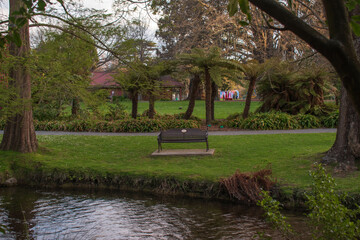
224, 112, 337, 130
0, 119, 201, 133
0, 112, 338, 132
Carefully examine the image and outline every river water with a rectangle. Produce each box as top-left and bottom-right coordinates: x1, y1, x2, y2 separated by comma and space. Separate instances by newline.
0, 187, 309, 240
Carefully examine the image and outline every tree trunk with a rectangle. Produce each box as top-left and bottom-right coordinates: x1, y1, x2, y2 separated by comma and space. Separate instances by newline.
0, 0, 38, 153
186, 77, 194, 101
148, 93, 155, 119
131, 91, 138, 119
184, 74, 201, 119
243, 77, 257, 119
71, 98, 80, 116
322, 86, 360, 170
204, 67, 212, 125
322, 8, 360, 170
211, 81, 217, 121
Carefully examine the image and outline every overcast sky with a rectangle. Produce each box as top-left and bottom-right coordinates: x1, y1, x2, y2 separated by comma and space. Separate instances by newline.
0, 0, 158, 39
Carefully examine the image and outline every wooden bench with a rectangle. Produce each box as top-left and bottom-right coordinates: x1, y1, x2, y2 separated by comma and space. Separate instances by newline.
157, 128, 209, 152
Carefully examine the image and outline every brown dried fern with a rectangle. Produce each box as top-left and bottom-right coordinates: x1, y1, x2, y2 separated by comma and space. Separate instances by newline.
221, 168, 275, 204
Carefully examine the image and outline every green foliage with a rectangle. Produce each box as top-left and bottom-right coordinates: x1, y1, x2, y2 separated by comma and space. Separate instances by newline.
306, 164, 360, 239
294, 114, 320, 129
321, 111, 339, 128
0, 118, 4, 130
227, 0, 251, 21
141, 109, 158, 118
33, 103, 63, 121
224, 112, 337, 130
224, 117, 243, 128
257, 61, 334, 115
1, 0, 50, 54
258, 190, 293, 237
33, 119, 200, 132
226, 112, 243, 120
0, 53, 23, 120
178, 47, 243, 86
115, 59, 171, 97
258, 164, 360, 240
241, 112, 300, 130
31, 29, 99, 117
172, 113, 202, 122
104, 102, 129, 121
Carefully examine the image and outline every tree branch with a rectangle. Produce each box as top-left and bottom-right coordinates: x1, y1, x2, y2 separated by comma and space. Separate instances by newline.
248, 0, 330, 58
261, 13, 287, 31
29, 23, 129, 66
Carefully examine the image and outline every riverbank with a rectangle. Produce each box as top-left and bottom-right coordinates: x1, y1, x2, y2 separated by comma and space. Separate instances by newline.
1, 132, 359, 207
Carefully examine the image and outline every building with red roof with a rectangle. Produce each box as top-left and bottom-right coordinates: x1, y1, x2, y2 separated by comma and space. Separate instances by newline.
90, 72, 186, 101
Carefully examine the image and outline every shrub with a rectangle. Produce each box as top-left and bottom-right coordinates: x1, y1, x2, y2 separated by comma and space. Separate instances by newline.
33, 119, 201, 132
257, 61, 335, 115
258, 164, 360, 240
241, 112, 300, 130
305, 164, 360, 239
104, 103, 129, 121
112, 95, 129, 102
224, 118, 243, 128
321, 111, 339, 128
173, 113, 202, 122
258, 191, 294, 237
33, 104, 63, 121
141, 109, 159, 118
295, 114, 320, 129
226, 112, 242, 120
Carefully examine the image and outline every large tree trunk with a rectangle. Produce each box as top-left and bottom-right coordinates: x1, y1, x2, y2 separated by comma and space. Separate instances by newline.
0, 0, 38, 153
322, 10, 360, 170
243, 77, 257, 119
148, 93, 155, 119
184, 74, 201, 119
131, 91, 138, 119
322, 86, 360, 170
204, 67, 212, 125
211, 81, 217, 121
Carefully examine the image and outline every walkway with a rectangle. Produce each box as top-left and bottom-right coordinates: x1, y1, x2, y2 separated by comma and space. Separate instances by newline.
0, 128, 336, 137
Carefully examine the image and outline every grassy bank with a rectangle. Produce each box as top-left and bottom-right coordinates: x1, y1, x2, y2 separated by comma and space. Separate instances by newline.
1, 133, 357, 194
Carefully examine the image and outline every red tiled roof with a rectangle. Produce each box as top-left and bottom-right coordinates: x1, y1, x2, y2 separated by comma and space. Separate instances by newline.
159, 75, 184, 88
90, 72, 183, 88
90, 72, 119, 87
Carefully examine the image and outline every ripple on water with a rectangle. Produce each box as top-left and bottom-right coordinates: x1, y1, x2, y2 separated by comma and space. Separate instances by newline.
0, 188, 309, 240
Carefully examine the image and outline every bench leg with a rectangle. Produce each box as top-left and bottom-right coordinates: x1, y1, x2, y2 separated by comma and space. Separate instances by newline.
158, 141, 162, 152
206, 140, 209, 152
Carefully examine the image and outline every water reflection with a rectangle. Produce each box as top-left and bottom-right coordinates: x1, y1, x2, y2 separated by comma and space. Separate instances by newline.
0, 187, 309, 240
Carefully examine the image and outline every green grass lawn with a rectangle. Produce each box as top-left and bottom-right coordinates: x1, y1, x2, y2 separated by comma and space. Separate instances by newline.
119, 100, 261, 119
68, 100, 262, 120
2, 133, 357, 192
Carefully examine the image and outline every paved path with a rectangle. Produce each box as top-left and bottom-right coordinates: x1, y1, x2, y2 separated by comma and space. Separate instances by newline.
0, 128, 336, 137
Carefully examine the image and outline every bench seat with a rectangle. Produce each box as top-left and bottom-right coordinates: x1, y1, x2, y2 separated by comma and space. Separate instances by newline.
157, 128, 209, 152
